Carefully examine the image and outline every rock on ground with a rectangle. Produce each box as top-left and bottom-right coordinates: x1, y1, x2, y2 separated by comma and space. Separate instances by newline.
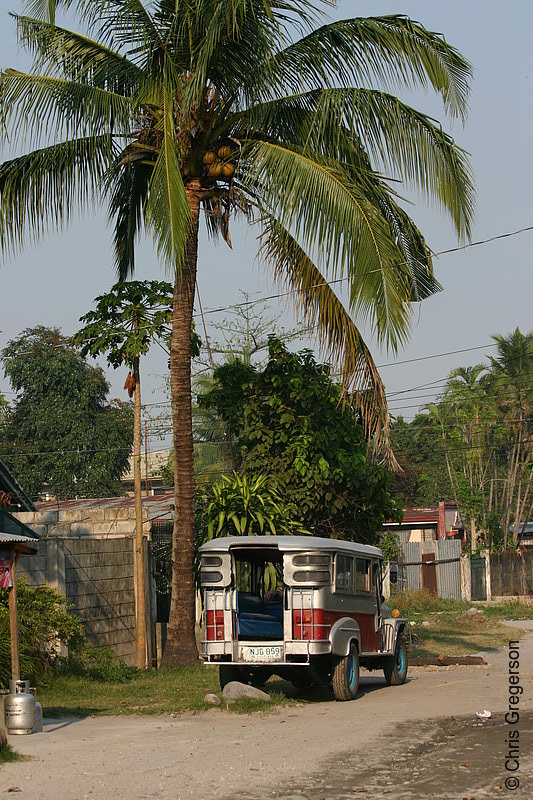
222, 681, 271, 702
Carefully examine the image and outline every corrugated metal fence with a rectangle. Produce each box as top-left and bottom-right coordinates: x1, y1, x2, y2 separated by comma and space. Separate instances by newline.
397, 539, 462, 600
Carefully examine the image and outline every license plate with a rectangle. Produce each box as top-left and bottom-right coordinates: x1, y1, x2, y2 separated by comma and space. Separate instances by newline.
240, 645, 282, 662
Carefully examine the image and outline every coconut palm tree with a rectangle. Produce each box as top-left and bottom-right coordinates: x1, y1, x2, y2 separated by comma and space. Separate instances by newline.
488, 330, 533, 545
0, 0, 474, 665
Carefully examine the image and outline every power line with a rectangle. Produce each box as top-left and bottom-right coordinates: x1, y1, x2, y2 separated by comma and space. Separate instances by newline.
1, 225, 531, 360
376, 343, 498, 370
183, 225, 533, 324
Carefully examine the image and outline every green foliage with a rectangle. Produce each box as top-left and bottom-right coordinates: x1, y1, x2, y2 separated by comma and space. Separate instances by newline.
0, 578, 85, 687
0, 326, 133, 499
74, 280, 174, 368
379, 529, 399, 562
75, 279, 201, 367
0, 615, 37, 688
73, 646, 138, 683
200, 338, 399, 544
389, 413, 451, 506
198, 472, 307, 541
388, 329, 533, 550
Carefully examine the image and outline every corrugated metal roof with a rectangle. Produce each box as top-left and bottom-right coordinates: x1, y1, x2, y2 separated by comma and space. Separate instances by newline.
35, 492, 175, 521
0, 459, 36, 512
0, 531, 39, 553
0, 509, 39, 539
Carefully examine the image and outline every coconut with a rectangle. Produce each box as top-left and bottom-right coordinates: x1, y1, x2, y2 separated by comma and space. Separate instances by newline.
208, 162, 223, 178
203, 151, 216, 165
217, 145, 231, 159
222, 163, 235, 178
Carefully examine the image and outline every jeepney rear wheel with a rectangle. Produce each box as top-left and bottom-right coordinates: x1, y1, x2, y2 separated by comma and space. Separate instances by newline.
383, 635, 408, 686
332, 642, 360, 701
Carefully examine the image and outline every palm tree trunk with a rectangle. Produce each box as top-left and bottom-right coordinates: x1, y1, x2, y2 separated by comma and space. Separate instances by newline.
133, 355, 147, 668
161, 182, 201, 667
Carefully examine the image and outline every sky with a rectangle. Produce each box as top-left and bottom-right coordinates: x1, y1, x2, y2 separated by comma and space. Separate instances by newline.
0, 0, 532, 452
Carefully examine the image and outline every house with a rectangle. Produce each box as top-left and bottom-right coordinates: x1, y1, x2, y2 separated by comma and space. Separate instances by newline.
382, 502, 465, 544
121, 449, 172, 495
511, 522, 533, 548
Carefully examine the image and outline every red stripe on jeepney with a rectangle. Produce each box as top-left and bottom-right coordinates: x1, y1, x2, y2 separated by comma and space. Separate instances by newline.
292, 609, 381, 651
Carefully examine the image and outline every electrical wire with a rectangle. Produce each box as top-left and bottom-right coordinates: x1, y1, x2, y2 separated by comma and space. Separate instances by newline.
1, 225, 532, 359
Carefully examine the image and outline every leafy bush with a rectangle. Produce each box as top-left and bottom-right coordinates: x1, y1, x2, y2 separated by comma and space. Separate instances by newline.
73, 646, 138, 683
379, 530, 399, 561
0, 578, 85, 687
388, 589, 466, 618
198, 471, 308, 541
0, 616, 38, 688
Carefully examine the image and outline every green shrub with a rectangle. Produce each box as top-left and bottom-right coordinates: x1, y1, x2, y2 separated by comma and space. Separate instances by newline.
388, 588, 465, 617
0, 578, 85, 687
73, 646, 138, 683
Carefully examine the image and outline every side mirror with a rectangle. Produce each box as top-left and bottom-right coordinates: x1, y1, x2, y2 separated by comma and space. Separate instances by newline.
389, 564, 398, 585
380, 594, 385, 604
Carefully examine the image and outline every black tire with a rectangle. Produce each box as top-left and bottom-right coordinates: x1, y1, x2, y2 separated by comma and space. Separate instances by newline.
219, 664, 246, 690
332, 643, 360, 701
290, 667, 314, 689
247, 667, 271, 687
383, 635, 408, 686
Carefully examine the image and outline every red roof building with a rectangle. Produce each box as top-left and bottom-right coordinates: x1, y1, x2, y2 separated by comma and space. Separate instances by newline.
383, 502, 464, 542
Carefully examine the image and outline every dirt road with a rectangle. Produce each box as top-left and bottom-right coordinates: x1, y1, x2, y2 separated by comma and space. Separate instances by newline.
2, 621, 532, 800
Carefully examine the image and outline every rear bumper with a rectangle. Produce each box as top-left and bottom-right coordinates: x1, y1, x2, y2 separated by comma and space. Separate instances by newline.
201, 638, 333, 664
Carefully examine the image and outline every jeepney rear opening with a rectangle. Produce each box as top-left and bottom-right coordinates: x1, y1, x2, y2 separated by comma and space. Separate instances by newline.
200, 543, 332, 649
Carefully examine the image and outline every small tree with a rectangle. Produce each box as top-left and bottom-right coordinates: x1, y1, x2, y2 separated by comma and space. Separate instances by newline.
201, 338, 399, 544
75, 280, 173, 668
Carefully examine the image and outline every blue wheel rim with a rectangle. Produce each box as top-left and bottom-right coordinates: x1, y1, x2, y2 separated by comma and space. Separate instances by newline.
396, 643, 406, 674
348, 651, 357, 689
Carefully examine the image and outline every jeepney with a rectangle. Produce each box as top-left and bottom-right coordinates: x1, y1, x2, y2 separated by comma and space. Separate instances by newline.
199, 535, 407, 701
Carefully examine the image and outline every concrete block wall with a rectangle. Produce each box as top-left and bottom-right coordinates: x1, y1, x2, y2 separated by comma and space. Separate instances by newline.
14, 507, 152, 666
64, 537, 136, 663
14, 507, 151, 540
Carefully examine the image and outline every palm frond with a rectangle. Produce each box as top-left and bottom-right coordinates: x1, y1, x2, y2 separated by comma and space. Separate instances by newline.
182, 0, 283, 112
241, 139, 421, 349
108, 159, 151, 279
0, 135, 117, 258
13, 14, 142, 94
236, 85, 473, 239
23, 0, 165, 55
0, 70, 133, 149
143, 85, 190, 271
258, 215, 396, 467
264, 15, 472, 121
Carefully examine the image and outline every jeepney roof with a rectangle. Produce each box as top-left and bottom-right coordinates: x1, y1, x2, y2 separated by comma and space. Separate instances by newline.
199, 535, 383, 559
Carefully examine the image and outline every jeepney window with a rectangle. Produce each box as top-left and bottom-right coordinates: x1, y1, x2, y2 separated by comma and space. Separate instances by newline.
200, 570, 223, 583
293, 570, 330, 583
355, 558, 371, 592
335, 554, 353, 592
293, 554, 330, 567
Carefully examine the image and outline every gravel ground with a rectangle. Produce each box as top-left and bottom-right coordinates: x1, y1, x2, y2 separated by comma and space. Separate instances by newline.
1, 620, 532, 800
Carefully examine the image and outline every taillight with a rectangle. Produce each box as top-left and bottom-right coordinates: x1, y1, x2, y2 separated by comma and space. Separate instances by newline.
206, 609, 225, 641
292, 609, 330, 640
